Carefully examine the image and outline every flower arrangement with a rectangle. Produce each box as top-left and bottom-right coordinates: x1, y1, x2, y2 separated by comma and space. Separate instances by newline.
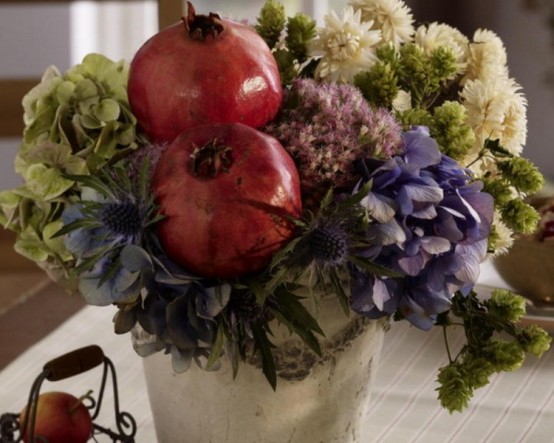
1, 0, 551, 413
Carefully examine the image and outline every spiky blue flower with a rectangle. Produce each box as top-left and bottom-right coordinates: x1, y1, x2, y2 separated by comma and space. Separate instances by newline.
59, 161, 161, 306
309, 224, 349, 266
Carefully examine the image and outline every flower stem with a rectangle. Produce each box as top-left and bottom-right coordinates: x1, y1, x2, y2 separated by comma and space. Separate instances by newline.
442, 325, 454, 363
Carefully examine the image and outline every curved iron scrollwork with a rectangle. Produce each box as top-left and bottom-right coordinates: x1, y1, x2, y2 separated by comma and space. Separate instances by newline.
0, 345, 137, 443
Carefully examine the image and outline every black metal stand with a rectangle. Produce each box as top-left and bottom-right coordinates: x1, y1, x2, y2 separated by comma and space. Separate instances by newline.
0, 345, 137, 443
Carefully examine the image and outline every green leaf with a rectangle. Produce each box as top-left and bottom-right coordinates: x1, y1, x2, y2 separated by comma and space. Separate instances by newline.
328, 269, 350, 316
349, 255, 402, 278
51, 217, 102, 238
336, 180, 373, 212
62, 172, 115, 198
206, 322, 226, 370
251, 323, 277, 390
270, 287, 324, 358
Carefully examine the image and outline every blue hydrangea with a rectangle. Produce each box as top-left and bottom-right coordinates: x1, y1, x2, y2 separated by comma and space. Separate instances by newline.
351, 127, 494, 329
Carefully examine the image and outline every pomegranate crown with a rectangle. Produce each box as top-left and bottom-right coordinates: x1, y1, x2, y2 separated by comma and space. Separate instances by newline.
182, 1, 224, 41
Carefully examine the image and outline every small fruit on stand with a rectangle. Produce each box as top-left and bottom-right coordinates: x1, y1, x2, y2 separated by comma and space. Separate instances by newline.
128, 1, 283, 144
19, 391, 93, 443
152, 122, 302, 279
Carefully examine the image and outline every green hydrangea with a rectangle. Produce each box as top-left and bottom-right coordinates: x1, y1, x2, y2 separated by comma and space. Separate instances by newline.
0, 53, 143, 284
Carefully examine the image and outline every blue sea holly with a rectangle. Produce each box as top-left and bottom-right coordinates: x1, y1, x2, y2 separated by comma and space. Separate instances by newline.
58, 160, 162, 305
351, 127, 494, 329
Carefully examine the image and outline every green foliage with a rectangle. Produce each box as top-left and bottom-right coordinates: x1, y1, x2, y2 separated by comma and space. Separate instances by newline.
436, 290, 551, 413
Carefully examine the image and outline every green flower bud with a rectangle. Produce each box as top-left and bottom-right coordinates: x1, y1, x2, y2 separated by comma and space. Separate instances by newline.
497, 157, 545, 195
501, 199, 541, 234
485, 340, 525, 372
483, 179, 513, 206
376, 42, 400, 68
395, 108, 432, 130
255, 0, 286, 49
354, 62, 399, 108
487, 289, 527, 322
429, 46, 458, 81
460, 356, 494, 390
286, 13, 317, 62
436, 364, 471, 413
431, 101, 475, 160
518, 325, 552, 357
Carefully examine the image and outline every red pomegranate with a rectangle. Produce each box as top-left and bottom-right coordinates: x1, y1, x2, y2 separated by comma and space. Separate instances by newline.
152, 123, 302, 279
128, 2, 283, 144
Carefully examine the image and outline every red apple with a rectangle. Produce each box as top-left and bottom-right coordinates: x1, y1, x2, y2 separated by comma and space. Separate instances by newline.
128, 1, 283, 144
152, 122, 302, 279
19, 391, 93, 443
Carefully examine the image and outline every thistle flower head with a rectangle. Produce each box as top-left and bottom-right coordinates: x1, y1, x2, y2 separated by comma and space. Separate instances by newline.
309, 224, 349, 266
100, 200, 142, 237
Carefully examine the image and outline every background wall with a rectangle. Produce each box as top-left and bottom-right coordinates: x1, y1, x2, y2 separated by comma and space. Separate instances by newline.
0, 3, 71, 190
1, 0, 553, 193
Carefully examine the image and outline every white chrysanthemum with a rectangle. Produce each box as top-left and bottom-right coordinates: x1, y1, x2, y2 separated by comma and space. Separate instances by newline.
463, 29, 509, 84
491, 210, 514, 256
461, 77, 527, 159
348, 0, 414, 47
414, 23, 469, 76
310, 7, 382, 83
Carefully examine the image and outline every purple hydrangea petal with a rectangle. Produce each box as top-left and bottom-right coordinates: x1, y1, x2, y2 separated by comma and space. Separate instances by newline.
360, 191, 397, 223
353, 126, 494, 330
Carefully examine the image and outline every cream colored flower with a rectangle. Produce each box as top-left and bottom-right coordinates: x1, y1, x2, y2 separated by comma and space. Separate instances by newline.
414, 23, 469, 76
310, 7, 382, 83
391, 89, 412, 112
461, 77, 527, 160
463, 29, 509, 84
348, 0, 414, 47
491, 210, 514, 256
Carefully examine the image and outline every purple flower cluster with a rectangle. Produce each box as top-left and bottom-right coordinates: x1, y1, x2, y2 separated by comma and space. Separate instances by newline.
264, 78, 403, 209
351, 127, 494, 329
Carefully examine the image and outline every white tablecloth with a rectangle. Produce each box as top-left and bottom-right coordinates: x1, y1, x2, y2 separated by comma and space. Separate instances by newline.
1, 262, 553, 443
